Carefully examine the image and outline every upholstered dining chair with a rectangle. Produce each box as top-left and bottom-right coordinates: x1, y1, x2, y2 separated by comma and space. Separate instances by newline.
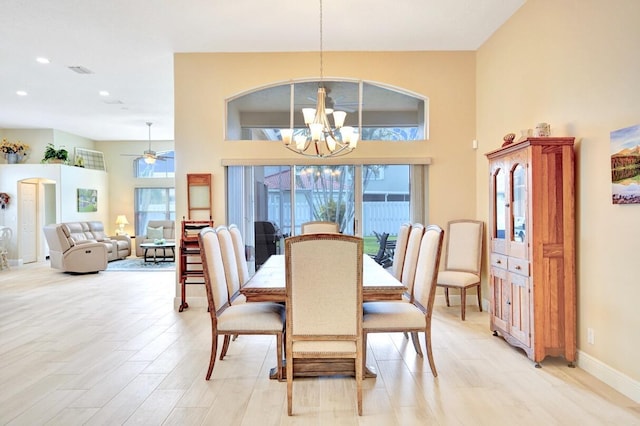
363, 225, 444, 377
216, 225, 246, 305
436, 219, 484, 320
198, 227, 285, 381
391, 223, 411, 280
285, 234, 364, 416
228, 224, 251, 285
300, 221, 339, 234
401, 223, 425, 300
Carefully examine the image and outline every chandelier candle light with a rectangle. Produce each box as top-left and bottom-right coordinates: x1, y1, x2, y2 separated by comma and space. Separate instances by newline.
281, 0, 359, 158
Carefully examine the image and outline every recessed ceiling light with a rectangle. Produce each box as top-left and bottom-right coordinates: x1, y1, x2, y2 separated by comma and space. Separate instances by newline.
36, 57, 50, 64
16, 90, 28, 96
99, 90, 110, 96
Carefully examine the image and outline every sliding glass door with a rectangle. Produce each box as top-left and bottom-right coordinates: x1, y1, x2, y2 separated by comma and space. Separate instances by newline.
227, 164, 414, 270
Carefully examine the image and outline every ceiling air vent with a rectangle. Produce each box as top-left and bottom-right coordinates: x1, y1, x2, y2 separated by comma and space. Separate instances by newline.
68, 65, 94, 74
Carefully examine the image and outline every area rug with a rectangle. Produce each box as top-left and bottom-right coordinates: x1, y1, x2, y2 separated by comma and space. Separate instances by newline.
106, 258, 175, 271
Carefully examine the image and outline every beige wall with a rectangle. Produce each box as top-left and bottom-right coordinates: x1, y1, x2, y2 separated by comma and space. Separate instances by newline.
174, 51, 479, 307
174, 51, 478, 228
476, 0, 640, 395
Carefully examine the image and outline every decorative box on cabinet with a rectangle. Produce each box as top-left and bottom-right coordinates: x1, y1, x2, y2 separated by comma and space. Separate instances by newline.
486, 137, 576, 367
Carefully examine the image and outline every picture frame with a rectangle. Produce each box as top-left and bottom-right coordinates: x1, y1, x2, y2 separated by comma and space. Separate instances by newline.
610, 124, 640, 204
77, 188, 98, 212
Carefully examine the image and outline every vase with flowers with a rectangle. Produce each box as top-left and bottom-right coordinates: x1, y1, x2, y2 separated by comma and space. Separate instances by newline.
1, 139, 30, 164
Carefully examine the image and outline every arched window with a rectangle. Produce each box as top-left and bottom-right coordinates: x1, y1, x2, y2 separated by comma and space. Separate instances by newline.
226, 80, 427, 142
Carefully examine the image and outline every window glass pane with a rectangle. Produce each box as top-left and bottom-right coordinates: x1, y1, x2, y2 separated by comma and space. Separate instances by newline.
227, 85, 291, 140
362, 165, 410, 256
134, 151, 175, 178
134, 187, 175, 235
361, 82, 424, 141
294, 165, 355, 236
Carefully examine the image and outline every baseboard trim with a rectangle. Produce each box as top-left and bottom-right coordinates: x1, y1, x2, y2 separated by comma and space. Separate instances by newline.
577, 350, 640, 403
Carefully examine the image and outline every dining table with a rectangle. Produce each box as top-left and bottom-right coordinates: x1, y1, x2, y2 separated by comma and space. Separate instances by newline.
240, 254, 407, 379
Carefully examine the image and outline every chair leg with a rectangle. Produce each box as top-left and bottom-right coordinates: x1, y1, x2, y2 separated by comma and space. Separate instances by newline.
287, 343, 293, 415
220, 335, 231, 360
356, 345, 363, 416
476, 283, 482, 312
410, 332, 423, 357
275, 332, 283, 381
206, 331, 218, 380
403, 332, 409, 339
444, 287, 450, 307
424, 329, 437, 377
460, 288, 467, 321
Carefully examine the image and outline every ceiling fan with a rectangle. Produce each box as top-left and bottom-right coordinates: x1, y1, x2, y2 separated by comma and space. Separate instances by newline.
121, 122, 173, 164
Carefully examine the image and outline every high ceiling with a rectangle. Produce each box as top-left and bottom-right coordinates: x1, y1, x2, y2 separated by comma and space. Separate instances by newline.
0, 0, 525, 141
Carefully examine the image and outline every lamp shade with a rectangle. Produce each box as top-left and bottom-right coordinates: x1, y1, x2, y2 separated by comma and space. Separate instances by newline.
115, 215, 129, 225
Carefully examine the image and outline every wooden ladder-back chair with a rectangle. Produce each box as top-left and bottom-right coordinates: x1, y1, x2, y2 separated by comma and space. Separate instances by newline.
199, 227, 285, 380
363, 225, 444, 376
436, 220, 484, 320
300, 221, 339, 234
285, 233, 364, 416
391, 223, 412, 280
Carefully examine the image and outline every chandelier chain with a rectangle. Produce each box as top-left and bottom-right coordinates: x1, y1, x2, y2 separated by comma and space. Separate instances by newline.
319, 0, 323, 81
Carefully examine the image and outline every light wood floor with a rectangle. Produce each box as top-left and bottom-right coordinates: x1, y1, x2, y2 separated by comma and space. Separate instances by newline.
1, 262, 638, 426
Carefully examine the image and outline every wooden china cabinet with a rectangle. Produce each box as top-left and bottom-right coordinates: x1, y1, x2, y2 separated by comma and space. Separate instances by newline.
486, 137, 576, 367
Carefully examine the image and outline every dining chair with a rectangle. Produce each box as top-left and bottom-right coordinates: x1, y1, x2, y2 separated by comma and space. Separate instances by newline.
436, 219, 484, 320
363, 224, 444, 376
216, 225, 246, 304
391, 223, 411, 280
369, 231, 392, 267
198, 227, 285, 381
300, 221, 339, 234
285, 233, 364, 416
228, 224, 251, 285
401, 223, 425, 300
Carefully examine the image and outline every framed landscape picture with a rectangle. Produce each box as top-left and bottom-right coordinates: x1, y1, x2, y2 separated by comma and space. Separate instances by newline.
610, 124, 640, 204
77, 188, 98, 212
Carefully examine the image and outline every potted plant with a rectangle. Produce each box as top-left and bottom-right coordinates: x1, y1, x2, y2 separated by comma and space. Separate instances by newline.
41, 143, 69, 164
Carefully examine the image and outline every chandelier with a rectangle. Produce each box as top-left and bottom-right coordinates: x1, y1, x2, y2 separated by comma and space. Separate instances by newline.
281, 0, 359, 158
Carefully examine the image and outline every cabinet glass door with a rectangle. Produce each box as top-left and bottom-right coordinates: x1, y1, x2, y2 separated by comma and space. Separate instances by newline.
511, 164, 526, 242
493, 168, 506, 240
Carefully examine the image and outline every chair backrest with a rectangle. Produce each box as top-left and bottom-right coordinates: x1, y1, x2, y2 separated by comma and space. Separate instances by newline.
198, 227, 230, 317
392, 223, 411, 280
413, 225, 445, 315
401, 223, 425, 295
285, 234, 363, 340
216, 225, 242, 301
444, 220, 484, 276
228, 224, 250, 284
371, 232, 389, 264
300, 221, 339, 234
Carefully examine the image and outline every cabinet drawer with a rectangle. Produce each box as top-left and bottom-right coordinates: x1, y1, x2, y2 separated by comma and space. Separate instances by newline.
490, 253, 508, 269
508, 257, 530, 276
